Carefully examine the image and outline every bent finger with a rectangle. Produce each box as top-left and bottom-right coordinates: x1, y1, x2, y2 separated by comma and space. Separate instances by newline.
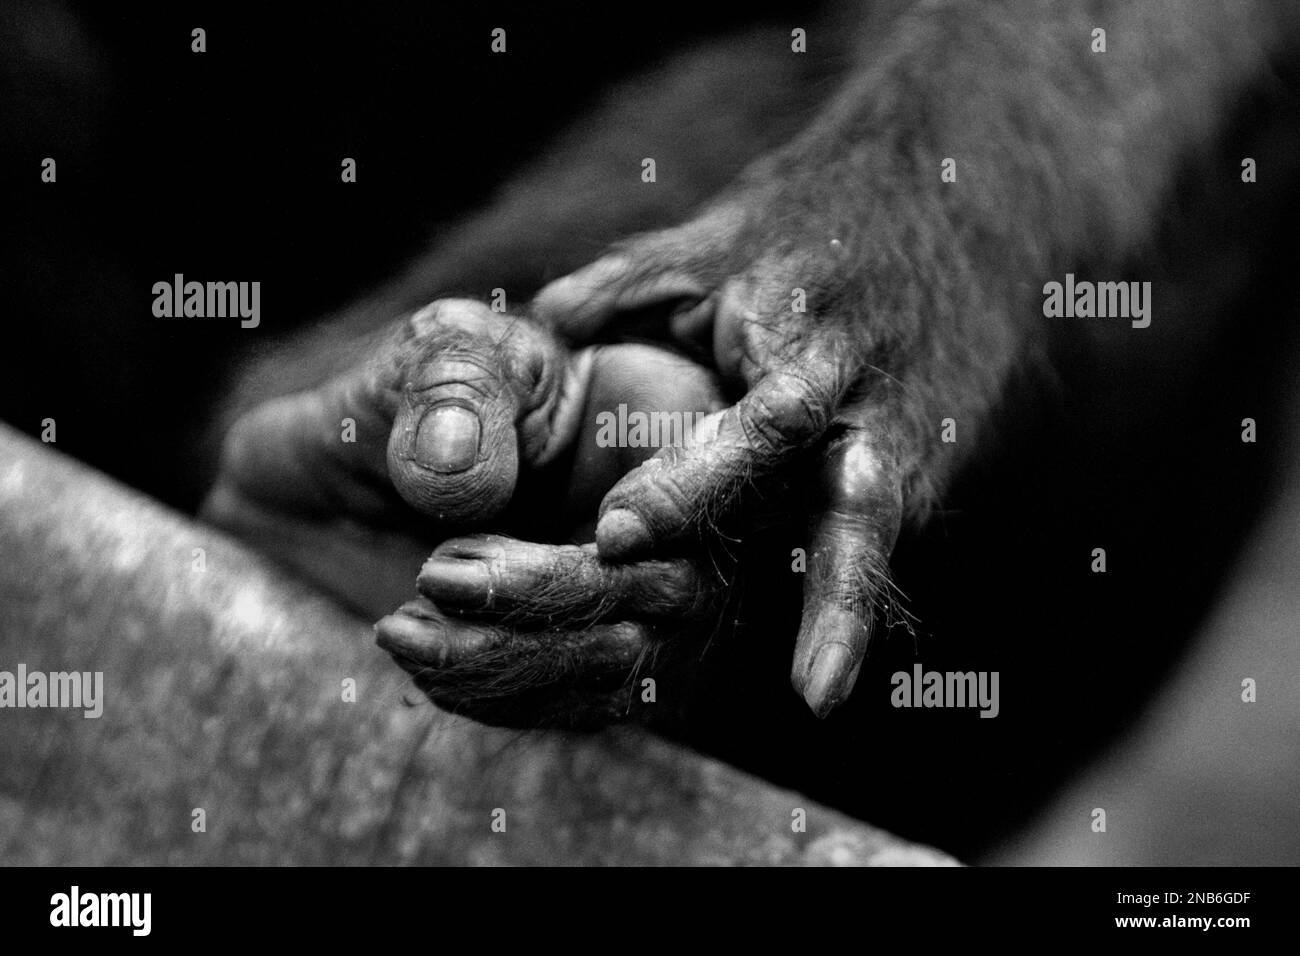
416, 534, 720, 626
594, 340, 858, 560
375, 595, 649, 718
532, 208, 746, 343
385, 300, 585, 524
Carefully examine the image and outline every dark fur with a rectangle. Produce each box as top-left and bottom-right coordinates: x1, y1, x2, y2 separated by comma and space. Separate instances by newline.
218, 1, 1300, 728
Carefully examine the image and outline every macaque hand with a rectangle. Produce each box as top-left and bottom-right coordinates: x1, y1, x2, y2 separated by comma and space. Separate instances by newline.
533, 135, 995, 718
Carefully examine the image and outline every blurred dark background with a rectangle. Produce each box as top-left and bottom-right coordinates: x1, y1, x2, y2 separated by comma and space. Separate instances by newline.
3, 0, 1299, 860
0, 0, 796, 506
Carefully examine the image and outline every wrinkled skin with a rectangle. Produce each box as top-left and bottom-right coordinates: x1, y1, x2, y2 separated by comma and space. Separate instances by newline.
204, 299, 735, 728
208, 1, 1300, 725
524, 0, 1300, 718
379, 534, 728, 729
533, 201, 915, 718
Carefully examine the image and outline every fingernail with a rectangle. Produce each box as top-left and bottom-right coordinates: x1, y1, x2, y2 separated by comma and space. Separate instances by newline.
804, 643, 853, 719
374, 612, 442, 663
596, 508, 652, 559
418, 558, 492, 606
414, 404, 480, 473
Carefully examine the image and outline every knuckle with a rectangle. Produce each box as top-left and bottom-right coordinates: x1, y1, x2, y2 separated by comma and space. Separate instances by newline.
647, 468, 697, 525
736, 394, 788, 460
735, 374, 832, 458
776, 368, 838, 431
620, 459, 700, 532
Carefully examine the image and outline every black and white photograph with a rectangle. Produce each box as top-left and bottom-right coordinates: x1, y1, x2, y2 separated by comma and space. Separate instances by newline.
1, 0, 1298, 932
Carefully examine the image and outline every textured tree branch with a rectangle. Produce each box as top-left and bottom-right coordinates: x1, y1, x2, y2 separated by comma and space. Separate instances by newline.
0, 425, 954, 866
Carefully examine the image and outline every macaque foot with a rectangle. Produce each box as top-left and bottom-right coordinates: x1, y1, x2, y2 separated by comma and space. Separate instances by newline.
203, 296, 741, 727
376, 534, 726, 729
203, 298, 725, 617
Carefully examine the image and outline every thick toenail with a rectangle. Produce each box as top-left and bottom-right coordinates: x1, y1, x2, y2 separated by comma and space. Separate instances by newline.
419, 558, 493, 606
415, 405, 480, 473
804, 642, 853, 718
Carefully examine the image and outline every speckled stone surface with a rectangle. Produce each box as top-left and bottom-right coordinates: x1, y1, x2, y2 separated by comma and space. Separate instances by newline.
0, 424, 956, 866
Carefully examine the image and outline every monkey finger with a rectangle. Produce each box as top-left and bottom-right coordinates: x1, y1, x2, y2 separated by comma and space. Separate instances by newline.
384, 299, 588, 525
593, 341, 857, 560
207, 328, 411, 522
531, 255, 710, 343
373, 596, 502, 666
417, 534, 721, 626
375, 595, 651, 727
791, 423, 905, 718
208, 299, 587, 529
532, 206, 749, 343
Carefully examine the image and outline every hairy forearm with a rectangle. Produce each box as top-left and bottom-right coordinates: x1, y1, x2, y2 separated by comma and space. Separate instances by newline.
839, 0, 1294, 264
727, 0, 1298, 496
